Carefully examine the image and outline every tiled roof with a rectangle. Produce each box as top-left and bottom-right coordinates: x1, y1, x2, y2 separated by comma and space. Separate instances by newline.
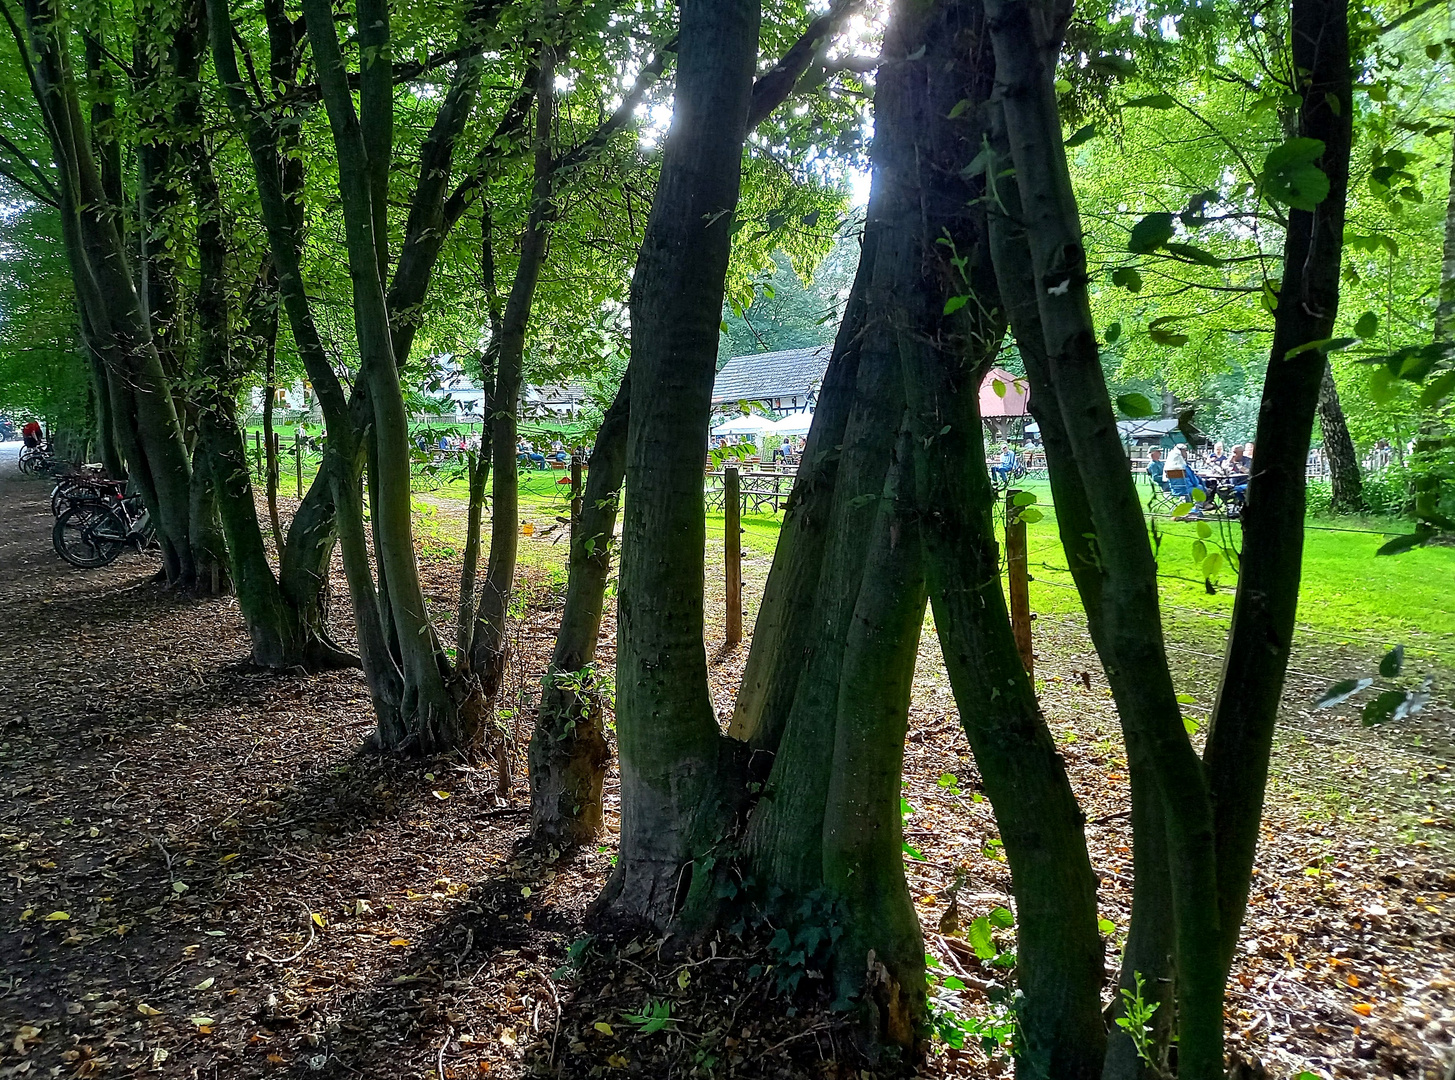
712, 344, 832, 404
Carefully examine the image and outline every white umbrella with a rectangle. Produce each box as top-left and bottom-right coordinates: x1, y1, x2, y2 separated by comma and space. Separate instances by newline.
768, 411, 814, 437
711, 413, 773, 435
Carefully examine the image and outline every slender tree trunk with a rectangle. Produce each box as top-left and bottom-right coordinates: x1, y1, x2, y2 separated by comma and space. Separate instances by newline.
529, 376, 628, 846
984, 1, 1223, 1072
984, 105, 1177, 1078
600, 0, 760, 925
263, 347, 283, 545
819, 423, 927, 1045
728, 222, 875, 752
23, 0, 196, 585
1203, 0, 1354, 976
471, 45, 558, 699
1318, 362, 1364, 513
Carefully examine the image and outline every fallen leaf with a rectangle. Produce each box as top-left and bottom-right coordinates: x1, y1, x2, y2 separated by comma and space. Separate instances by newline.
43, 910, 70, 921
1352, 1002, 1373, 1016
137, 1003, 162, 1017
194, 978, 215, 990
594, 1022, 614, 1036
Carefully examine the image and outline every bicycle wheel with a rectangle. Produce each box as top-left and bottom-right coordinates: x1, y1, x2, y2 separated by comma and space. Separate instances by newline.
53, 503, 127, 568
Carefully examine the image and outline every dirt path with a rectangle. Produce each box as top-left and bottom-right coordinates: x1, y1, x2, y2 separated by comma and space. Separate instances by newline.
0, 460, 1451, 1079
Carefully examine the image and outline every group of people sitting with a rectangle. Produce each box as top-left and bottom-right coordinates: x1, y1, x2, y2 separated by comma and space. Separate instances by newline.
1145, 440, 1253, 518
517, 439, 575, 469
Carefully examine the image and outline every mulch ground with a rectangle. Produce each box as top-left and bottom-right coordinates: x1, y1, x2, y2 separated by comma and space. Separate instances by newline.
0, 454, 1452, 1080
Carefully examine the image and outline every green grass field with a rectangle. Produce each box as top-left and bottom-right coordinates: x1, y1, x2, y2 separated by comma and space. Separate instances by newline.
488, 467, 1455, 669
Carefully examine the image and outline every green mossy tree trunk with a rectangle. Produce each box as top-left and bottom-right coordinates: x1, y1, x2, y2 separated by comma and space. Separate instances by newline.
601, 0, 761, 924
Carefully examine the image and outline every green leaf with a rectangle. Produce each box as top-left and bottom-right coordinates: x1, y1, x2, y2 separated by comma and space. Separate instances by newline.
992, 378, 1006, 398
1314, 677, 1372, 709
1065, 124, 1097, 148
988, 907, 1014, 929
1104, 321, 1122, 344
1191, 539, 1207, 563
1284, 337, 1355, 362
1378, 644, 1404, 678
1116, 392, 1156, 418
1017, 508, 1045, 524
968, 917, 996, 960
1195, 521, 1212, 539
948, 98, 972, 119
1262, 138, 1329, 210
1201, 551, 1223, 578
1418, 370, 1455, 408
1011, 491, 1038, 506
937, 772, 959, 787
1353, 311, 1379, 338
1148, 328, 1190, 347
1098, 918, 1116, 935
944, 295, 969, 315
1111, 267, 1143, 292
1176, 693, 1197, 705
1163, 242, 1226, 267
1128, 212, 1175, 254
1125, 93, 1176, 109
902, 841, 926, 860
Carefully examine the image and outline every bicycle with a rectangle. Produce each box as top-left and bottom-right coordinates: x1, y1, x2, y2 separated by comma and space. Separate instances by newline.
53, 489, 155, 568
50, 468, 113, 518
18, 442, 54, 475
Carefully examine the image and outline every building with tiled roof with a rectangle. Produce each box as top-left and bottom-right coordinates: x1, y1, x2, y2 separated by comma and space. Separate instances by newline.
711, 344, 832, 415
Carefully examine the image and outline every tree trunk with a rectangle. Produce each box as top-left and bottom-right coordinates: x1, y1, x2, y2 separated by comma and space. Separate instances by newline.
471, 45, 558, 700
728, 219, 875, 752
819, 423, 927, 1046
529, 375, 628, 847
601, 0, 761, 925
983, 1, 1223, 1072
24, 0, 197, 585
1203, 0, 1353, 977
984, 104, 1177, 1079
1318, 362, 1364, 513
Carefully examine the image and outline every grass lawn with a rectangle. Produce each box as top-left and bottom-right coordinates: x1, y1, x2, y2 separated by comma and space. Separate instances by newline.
425, 465, 1455, 670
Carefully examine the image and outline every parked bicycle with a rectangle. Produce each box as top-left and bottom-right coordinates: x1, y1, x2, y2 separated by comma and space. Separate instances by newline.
50, 467, 112, 518
18, 442, 54, 474
53, 486, 155, 568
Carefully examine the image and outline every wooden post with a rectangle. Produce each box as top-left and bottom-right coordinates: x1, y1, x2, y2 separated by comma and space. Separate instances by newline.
253, 430, 262, 477
570, 453, 583, 540
294, 433, 303, 498
724, 463, 743, 645
1005, 488, 1034, 680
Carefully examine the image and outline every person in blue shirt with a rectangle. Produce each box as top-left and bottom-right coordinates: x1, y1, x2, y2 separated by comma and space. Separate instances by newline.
1145, 446, 1165, 486
991, 444, 1018, 484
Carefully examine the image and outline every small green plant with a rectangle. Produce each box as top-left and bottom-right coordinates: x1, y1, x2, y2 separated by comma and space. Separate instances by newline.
1115, 972, 1160, 1066
623, 1000, 675, 1034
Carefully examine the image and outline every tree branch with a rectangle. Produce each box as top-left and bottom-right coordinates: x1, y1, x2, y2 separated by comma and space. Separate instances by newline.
748, 0, 866, 129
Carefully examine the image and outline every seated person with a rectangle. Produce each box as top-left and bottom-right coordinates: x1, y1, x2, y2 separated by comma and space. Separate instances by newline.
991, 444, 1018, 483
1226, 443, 1249, 479
20, 420, 42, 448
1145, 447, 1166, 486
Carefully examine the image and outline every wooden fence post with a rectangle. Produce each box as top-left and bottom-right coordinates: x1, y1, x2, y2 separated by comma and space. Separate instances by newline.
1006, 488, 1034, 680
725, 463, 742, 646
253, 430, 262, 478
294, 434, 303, 498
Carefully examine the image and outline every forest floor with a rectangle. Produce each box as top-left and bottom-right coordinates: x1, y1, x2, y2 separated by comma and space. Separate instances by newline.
1, 447, 1453, 1080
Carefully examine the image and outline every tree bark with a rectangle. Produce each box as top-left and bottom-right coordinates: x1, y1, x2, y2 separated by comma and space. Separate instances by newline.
983, 1, 1223, 1073
601, 0, 760, 925
1318, 362, 1364, 513
21, 0, 197, 586
728, 219, 875, 752
872, 4, 1106, 1065
529, 376, 628, 846
1203, 0, 1354, 977
819, 423, 927, 1045
471, 43, 558, 700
